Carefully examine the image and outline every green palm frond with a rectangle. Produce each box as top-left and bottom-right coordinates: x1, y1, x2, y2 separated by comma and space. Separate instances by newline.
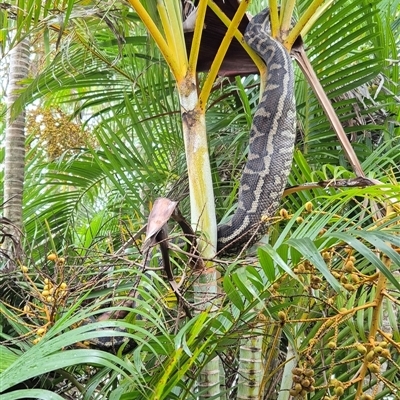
2, 1, 400, 399
296, 0, 399, 168
22, 56, 183, 252
220, 184, 400, 398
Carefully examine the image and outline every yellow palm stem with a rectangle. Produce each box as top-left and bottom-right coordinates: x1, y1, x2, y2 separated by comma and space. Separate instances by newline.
297, 0, 334, 39
356, 265, 389, 397
161, 0, 188, 77
156, 2, 186, 81
127, 0, 181, 80
269, 0, 280, 38
285, 0, 327, 48
280, 0, 296, 39
207, 0, 263, 71
188, 0, 208, 75
200, 0, 258, 109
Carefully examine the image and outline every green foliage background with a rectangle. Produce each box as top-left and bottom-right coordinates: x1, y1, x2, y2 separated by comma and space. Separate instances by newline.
0, 0, 399, 399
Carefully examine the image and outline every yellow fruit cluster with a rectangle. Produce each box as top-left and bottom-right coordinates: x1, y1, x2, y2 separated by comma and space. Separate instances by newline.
293, 260, 323, 290
330, 379, 345, 397
47, 253, 65, 265
26, 107, 95, 160
279, 201, 314, 223
289, 367, 315, 398
22, 254, 69, 345
362, 339, 392, 374
331, 251, 360, 292
40, 278, 68, 304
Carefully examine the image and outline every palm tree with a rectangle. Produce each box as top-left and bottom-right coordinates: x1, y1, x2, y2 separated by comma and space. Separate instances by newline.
1, 0, 399, 399
2, 36, 30, 269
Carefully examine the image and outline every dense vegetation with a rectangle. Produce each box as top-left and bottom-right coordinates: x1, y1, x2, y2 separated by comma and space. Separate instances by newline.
1, 0, 399, 399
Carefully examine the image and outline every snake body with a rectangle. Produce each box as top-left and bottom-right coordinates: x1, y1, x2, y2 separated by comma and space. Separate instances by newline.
82, 8, 296, 353
217, 8, 296, 253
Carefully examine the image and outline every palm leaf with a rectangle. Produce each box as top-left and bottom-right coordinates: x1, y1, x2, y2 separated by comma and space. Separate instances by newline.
296, 0, 399, 168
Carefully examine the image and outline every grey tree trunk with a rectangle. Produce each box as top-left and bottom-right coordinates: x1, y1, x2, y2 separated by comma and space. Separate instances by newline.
2, 38, 30, 269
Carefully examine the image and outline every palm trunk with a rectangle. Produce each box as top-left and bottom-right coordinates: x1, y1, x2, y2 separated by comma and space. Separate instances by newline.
2, 38, 30, 268
237, 302, 264, 399
180, 90, 221, 399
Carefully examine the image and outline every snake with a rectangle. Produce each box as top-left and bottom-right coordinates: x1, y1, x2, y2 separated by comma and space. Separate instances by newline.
217, 7, 296, 254
80, 8, 296, 352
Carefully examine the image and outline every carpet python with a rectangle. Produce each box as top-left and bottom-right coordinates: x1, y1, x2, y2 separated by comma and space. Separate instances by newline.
217, 7, 296, 253
81, 8, 296, 352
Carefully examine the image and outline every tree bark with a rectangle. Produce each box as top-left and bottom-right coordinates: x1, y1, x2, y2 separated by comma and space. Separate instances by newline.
2, 38, 30, 268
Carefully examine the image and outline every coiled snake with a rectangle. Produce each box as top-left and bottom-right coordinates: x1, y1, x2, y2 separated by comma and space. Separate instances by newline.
217, 8, 296, 253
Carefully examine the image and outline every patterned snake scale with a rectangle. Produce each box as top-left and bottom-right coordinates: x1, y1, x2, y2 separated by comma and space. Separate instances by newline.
217, 8, 296, 253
